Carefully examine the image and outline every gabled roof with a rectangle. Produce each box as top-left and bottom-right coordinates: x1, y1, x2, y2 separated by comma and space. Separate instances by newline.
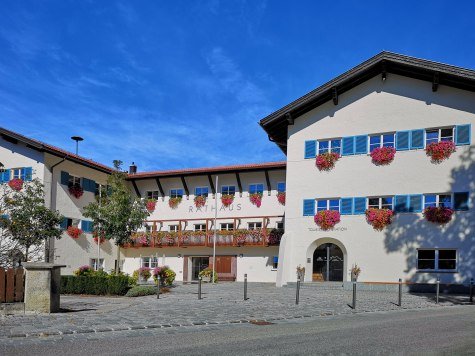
259, 51, 475, 153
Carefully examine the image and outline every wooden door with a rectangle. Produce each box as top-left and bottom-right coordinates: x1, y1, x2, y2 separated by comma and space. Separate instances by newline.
212, 256, 236, 281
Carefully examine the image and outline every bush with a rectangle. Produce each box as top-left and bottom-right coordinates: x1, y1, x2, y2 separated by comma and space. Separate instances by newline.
60, 275, 133, 296
152, 266, 176, 286
125, 285, 170, 297
198, 267, 218, 283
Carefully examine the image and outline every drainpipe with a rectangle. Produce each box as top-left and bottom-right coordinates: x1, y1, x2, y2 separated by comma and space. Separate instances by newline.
45, 155, 68, 263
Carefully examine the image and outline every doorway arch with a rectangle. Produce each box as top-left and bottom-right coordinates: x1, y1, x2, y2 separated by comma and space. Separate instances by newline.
312, 243, 344, 281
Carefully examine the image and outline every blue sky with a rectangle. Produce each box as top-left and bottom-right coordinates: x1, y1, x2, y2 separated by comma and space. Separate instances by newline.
1, 1, 474, 171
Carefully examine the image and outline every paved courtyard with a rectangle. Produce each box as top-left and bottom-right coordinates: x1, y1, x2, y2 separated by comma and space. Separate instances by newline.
0, 282, 470, 342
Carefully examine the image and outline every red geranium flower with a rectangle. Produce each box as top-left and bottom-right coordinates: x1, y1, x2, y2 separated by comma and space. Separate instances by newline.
365, 208, 394, 230
316, 152, 340, 171
67, 226, 83, 239
425, 141, 456, 163
370, 147, 396, 166
8, 178, 24, 191
314, 210, 341, 230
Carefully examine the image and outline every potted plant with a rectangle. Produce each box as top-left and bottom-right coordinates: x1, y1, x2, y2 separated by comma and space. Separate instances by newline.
153, 266, 176, 286
425, 141, 456, 163
138, 267, 151, 282
146, 199, 157, 213
198, 267, 218, 283
365, 208, 394, 230
169, 197, 182, 209
250, 192, 263, 207
221, 194, 234, 207
67, 226, 83, 239
423, 206, 454, 224
69, 184, 84, 199
8, 178, 24, 191
316, 152, 340, 171
350, 264, 361, 281
277, 192, 286, 205
296, 265, 305, 280
370, 147, 396, 166
314, 210, 341, 230
194, 195, 206, 208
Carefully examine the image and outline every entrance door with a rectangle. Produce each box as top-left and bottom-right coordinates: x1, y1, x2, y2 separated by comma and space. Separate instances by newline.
191, 257, 209, 280
312, 243, 344, 281
212, 256, 236, 281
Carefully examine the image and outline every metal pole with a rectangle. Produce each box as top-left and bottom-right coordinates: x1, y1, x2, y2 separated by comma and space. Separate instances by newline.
244, 273, 248, 300
212, 176, 219, 284
296, 277, 301, 305
157, 276, 160, 299
436, 278, 440, 304
398, 278, 402, 307
352, 281, 356, 309
97, 184, 102, 271
198, 276, 202, 300
469, 278, 473, 304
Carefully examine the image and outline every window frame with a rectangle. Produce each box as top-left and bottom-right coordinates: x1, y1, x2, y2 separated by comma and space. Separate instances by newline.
317, 138, 342, 155
316, 198, 340, 212
367, 196, 394, 210
220, 223, 234, 231
146, 190, 159, 200
425, 127, 454, 147
170, 189, 184, 199
248, 222, 262, 230
249, 183, 264, 195
141, 256, 159, 268
369, 133, 396, 152
194, 186, 209, 197
194, 224, 206, 232
169, 224, 179, 232
423, 193, 452, 209
68, 174, 81, 188
90, 258, 104, 270
417, 249, 457, 272
276, 222, 284, 229
221, 185, 236, 195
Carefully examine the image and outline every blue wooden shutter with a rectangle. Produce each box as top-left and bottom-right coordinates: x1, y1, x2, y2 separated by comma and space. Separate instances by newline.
410, 130, 424, 149
82, 178, 96, 193
454, 192, 469, 211
60, 217, 68, 230
23, 167, 33, 181
455, 124, 471, 146
408, 194, 423, 212
342, 136, 355, 156
340, 198, 353, 215
303, 199, 315, 216
0, 170, 10, 183
355, 135, 368, 155
353, 197, 366, 215
81, 220, 93, 233
60, 171, 69, 185
396, 131, 410, 151
395, 195, 408, 212
304, 141, 317, 159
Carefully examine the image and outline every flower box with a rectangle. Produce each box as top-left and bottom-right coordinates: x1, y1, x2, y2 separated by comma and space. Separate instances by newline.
423, 206, 454, 224
67, 226, 83, 239
69, 184, 84, 199
169, 197, 182, 209
194, 195, 206, 208
250, 193, 263, 207
370, 147, 396, 166
146, 199, 157, 213
221, 194, 234, 207
316, 152, 340, 171
8, 178, 24, 191
314, 210, 341, 230
277, 192, 286, 206
425, 141, 456, 163
365, 208, 394, 230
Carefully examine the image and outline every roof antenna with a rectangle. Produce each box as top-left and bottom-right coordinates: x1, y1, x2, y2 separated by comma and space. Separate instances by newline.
71, 136, 84, 155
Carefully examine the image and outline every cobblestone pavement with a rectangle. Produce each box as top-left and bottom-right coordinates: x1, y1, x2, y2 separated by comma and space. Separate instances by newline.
0, 282, 470, 343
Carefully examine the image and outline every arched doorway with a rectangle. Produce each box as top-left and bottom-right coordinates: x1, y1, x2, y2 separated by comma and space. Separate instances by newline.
313, 243, 344, 282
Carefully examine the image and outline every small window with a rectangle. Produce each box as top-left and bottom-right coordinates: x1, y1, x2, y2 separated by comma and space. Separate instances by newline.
195, 187, 209, 197
170, 189, 184, 199
368, 196, 393, 210
169, 225, 179, 232
316, 199, 340, 212
318, 139, 342, 155
249, 184, 264, 195
90, 258, 104, 270
141, 256, 158, 268
276, 222, 284, 229
221, 185, 236, 195
147, 191, 159, 200
12, 168, 22, 180
425, 127, 454, 146
417, 249, 457, 271
272, 256, 278, 269
277, 182, 286, 193
369, 133, 395, 152
68, 175, 81, 188
194, 224, 206, 232
248, 222, 262, 230
424, 194, 452, 209
220, 223, 234, 231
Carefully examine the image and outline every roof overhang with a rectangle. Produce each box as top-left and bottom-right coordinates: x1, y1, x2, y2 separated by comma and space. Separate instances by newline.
259, 51, 475, 154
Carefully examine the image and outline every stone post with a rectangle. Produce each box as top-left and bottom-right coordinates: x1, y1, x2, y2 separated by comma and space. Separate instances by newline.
22, 263, 66, 313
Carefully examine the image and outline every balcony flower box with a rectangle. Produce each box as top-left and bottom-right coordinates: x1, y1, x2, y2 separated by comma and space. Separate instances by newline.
146, 199, 157, 213
221, 194, 234, 207
250, 193, 263, 207
314, 210, 341, 230
169, 197, 182, 209
67, 226, 83, 239
370, 147, 396, 166
425, 141, 456, 163
8, 178, 24, 191
194, 195, 206, 208
365, 208, 394, 231
69, 184, 84, 199
423, 206, 454, 224
277, 192, 286, 205
316, 152, 340, 171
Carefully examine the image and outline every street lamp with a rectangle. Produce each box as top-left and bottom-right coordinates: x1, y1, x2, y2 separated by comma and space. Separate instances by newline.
71, 136, 84, 155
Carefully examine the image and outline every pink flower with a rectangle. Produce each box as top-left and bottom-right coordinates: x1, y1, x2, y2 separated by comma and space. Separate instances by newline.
370, 147, 396, 166
365, 208, 394, 230
314, 210, 341, 230
277, 192, 286, 206
69, 184, 84, 198
8, 178, 24, 191
315, 152, 340, 171
221, 194, 234, 207
423, 206, 454, 224
146, 199, 156, 212
250, 193, 262, 207
425, 141, 456, 163
194, 195, 206, 208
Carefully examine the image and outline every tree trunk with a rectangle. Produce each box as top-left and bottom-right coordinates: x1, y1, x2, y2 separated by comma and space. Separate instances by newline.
116, 244, 121, 274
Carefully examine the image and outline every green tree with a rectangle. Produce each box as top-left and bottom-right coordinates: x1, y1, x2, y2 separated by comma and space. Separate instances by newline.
2, 179, 63, 264
83, 160, 149, 273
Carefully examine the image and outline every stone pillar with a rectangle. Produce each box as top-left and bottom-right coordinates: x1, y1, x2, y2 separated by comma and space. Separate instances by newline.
22, 263, 66, 313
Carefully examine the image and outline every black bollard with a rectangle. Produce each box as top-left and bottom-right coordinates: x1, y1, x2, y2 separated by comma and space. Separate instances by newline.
352, 281, 357, 309
470, 278, 473, 304
157, 276, 160, 299
198, 276, 202, 300
296, 277, 301, 305
244, 274, 248, 300
398, 278, 402, 307
436, 278, 440, 304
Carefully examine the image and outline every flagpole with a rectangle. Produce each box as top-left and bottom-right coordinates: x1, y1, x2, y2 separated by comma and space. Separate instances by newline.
97, 185, 101, 271
212, 175, 218, 284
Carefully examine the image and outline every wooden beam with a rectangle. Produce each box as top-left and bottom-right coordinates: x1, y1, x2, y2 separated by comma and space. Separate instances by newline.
235, 172, 243, 197
131, 180, 141, 198
332, 87, 338, 105
180, 176, 189, 198
207, 174, 216, 196
285, 112, 294, 125
432, 72, 439, 92
264, 170, 271, 196
154, 177, 165, 201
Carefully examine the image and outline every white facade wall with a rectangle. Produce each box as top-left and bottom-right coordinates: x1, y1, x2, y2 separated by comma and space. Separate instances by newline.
278, 74, 475, 286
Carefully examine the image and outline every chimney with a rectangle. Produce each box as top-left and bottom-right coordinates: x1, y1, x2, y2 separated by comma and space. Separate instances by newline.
129, 162, 137, 174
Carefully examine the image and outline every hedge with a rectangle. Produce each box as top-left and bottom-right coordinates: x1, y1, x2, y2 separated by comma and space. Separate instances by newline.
60, 275, 132, 296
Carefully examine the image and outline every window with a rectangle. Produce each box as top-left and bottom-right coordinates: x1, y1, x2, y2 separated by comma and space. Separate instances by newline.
12, 168, 22, 179
141, 256, 159, 268
195, 187, 209, 197
368, 196, 393, 210
276, 222, 284, 229
90, 258, 104, 270
147, 191, 159, 200
454, 192, 469, 211
318, 139, 342, 155
194, 224, 206, 232
417, 249, 457, 271
68, 174, 81, 187
221, 185, 236, 195
425, 127, 454, 146
248, 222, 262, 230
249, 184, 264, 195
220, 223, 234, 231
169, 225, 179, 232
316, 199, 340, 212
272, 256, 278, 269
424, 194, 452, 209
369, 133, 395, 152
170, 189, 184, 199
145, 225, 152, 233
277, 182, 286, 193
61, 218, 80, 230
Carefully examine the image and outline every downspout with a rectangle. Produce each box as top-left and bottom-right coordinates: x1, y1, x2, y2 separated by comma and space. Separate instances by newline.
45, 154, 68, 263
